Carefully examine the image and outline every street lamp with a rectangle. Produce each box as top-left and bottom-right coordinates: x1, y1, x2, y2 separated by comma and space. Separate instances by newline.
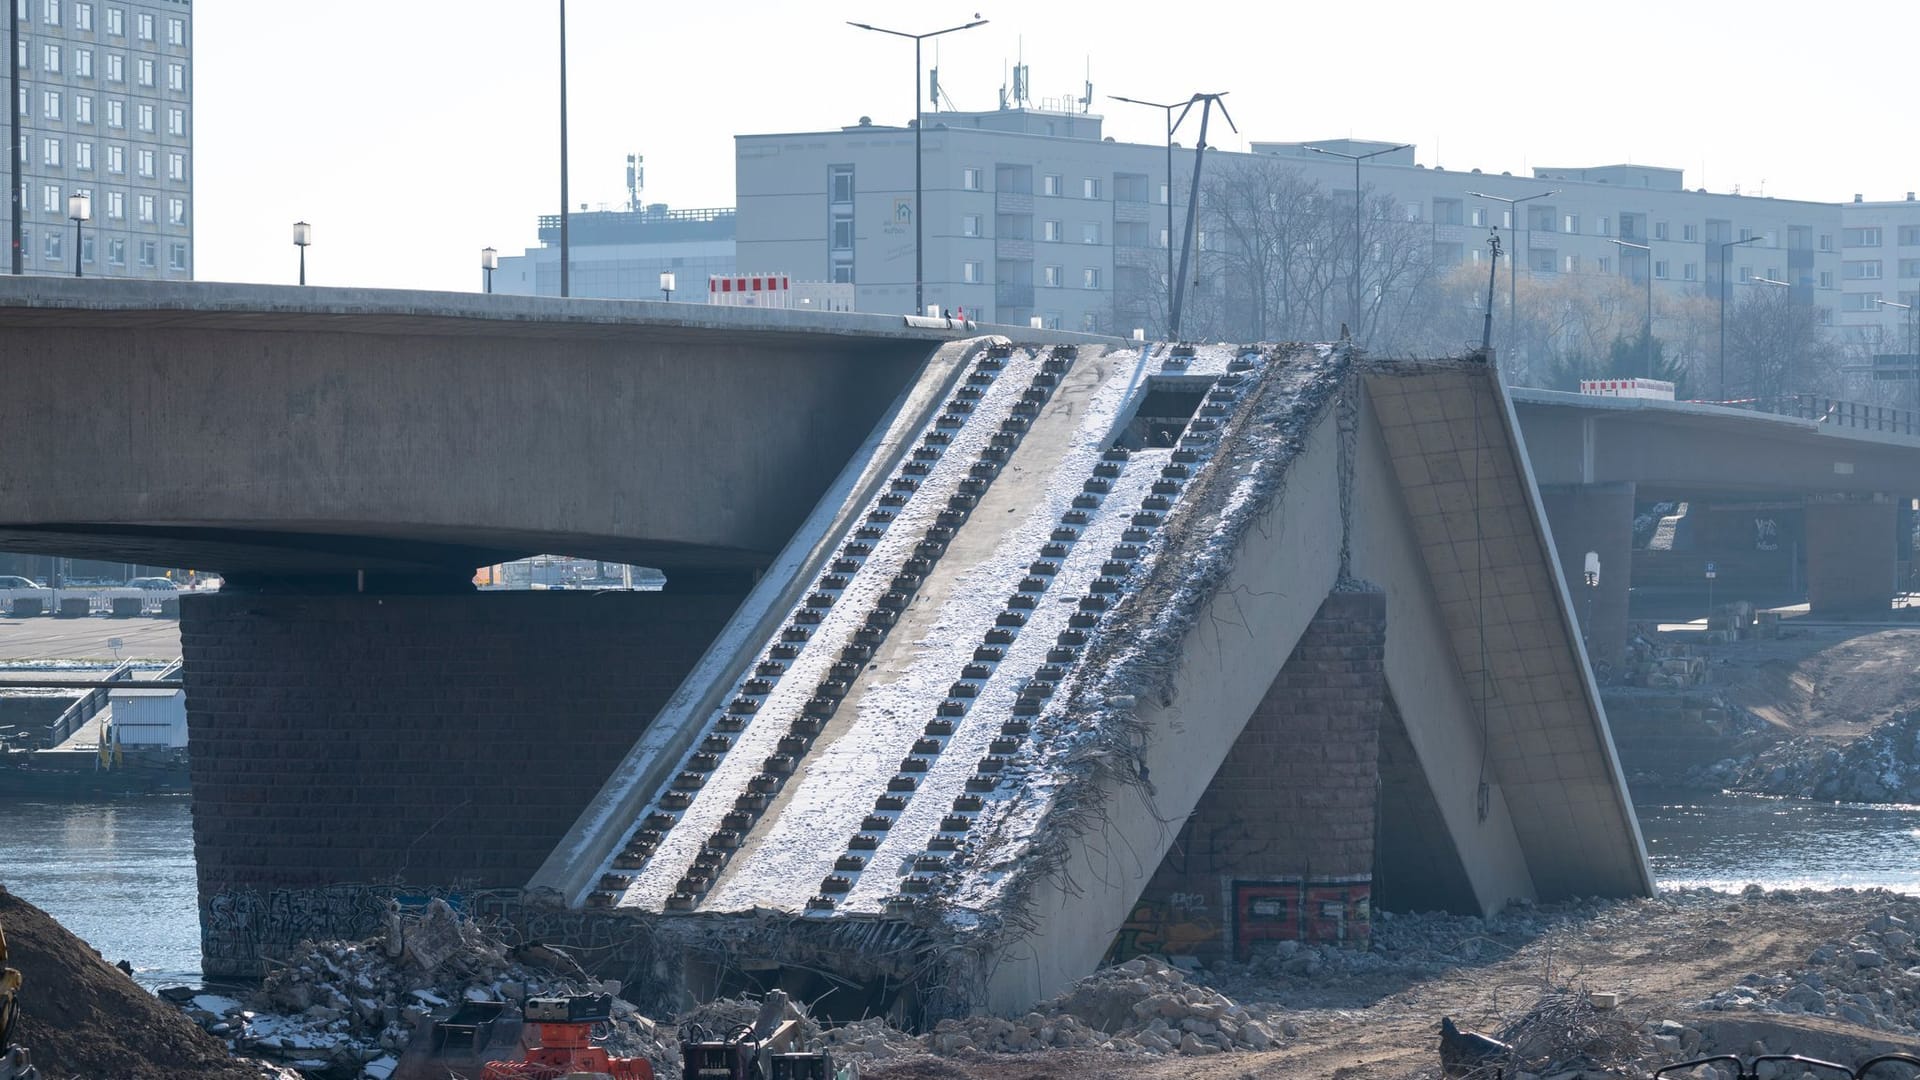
481, 247, 497, 294
1468, 189, 1558, 369
1608, 238, 1653, 379
66, 192, 89, 278
659, 270, 676, 302
558, 0, 570, 298
1305, 142, 1411, 336
1717, 235, 1763, 402
1582, 551, 1601, 653
1110, 93, 1192, 337
1873, 297, 1917, 419
292, 220, 311, 285
848, 16, 990, 317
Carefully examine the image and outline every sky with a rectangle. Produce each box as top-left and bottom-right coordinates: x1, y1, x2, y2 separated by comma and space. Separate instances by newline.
195, 0, 1920, 293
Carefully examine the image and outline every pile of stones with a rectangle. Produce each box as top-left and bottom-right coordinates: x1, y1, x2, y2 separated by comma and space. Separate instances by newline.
1708, 711, 1920, 803
1693, 904, 1920, 1033
165, 900, 675, 1080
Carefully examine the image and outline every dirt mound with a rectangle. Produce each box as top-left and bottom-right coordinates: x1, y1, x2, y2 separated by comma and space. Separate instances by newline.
0, 885, 281, 1080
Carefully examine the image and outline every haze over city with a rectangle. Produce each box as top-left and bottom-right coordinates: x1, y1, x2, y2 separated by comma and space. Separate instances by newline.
196, 0, 1920, 293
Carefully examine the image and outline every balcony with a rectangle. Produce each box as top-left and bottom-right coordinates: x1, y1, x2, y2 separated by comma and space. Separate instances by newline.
996, 282, 1035, 309
996, 237, 1035, 261
996, 191, 1035, 215
1114, 200, 1153, 223
1113, 245, 1158, 269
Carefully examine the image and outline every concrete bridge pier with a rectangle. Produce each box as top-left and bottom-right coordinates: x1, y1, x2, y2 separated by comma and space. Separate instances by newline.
1538, 482, 1634, 671
179, 573, 752, 978
1805, 493, 1898, 615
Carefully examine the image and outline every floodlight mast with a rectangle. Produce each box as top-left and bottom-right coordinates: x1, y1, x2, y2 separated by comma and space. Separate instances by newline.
1168, 92, 1234, 341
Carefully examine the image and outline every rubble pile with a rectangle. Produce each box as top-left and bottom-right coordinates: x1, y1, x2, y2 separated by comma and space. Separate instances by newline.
1699, 711, 1920, 802
929, 956, 1281, 1055
168, 900, 675, 1079
1693, 894, 1920, 1033
1625, 634, 1713, 689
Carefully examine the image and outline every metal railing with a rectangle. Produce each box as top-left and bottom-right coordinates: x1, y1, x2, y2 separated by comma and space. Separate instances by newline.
1756, 394, 1920, 436
47, 660, 135, 747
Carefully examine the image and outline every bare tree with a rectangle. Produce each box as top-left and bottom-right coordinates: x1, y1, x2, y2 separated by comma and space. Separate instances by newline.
1724, 290, 1842, 404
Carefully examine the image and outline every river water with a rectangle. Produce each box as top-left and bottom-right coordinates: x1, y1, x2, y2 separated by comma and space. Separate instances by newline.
5, 790, 1920, 988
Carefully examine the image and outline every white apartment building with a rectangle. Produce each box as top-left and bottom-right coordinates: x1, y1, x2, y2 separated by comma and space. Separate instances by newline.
2, 0, 193, 278
494, 204, 735, 299
735, 108, 1845, 343
1837, 193, 1920, 363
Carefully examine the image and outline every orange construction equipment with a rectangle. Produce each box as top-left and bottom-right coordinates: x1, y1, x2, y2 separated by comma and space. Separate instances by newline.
482, 994, 652, 1080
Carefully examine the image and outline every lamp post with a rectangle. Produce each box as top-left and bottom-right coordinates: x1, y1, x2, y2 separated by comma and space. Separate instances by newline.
848, 16, 990, 317
1582, 551, 1601, 653
1468, 189, 1558, 369
1608, 237, 1653, 379
1305, 142, 1411, 336
1873, 297, 1917, 419
292, 220, 311, 285
66, 192, 89, 278
481, 247, 497, 294
1717, 235, 1763, 402
659, 270, 676, 302
1110, 93, 1191, 337
558, 0, 570, 298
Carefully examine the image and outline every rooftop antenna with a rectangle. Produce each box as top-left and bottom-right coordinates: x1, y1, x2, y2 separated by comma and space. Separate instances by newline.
625, 152, 643, 213
1480, 229, 1502, 357
1168, 91, 1235, 339
1012, 38, 1029, 108
998, 59, 1008, 110
1079, 57, 1093, 114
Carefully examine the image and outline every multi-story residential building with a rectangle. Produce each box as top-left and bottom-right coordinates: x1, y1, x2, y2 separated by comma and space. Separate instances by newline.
1837, 193, 1920, 362
494, 203, 735, 298
735, 107, 1845, 347
2, 0, 192, 279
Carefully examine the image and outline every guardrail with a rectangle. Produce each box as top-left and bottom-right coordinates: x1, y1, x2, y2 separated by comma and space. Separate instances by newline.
1760, 394, 1920, 436
46, 660, 136, 747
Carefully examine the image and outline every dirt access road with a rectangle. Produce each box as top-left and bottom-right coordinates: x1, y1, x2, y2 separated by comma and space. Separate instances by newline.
875, 890, 1920, 1080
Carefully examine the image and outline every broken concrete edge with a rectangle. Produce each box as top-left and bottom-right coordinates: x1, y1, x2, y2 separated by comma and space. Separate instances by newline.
528, 336, 996, 906
1479, 362, 1656, 896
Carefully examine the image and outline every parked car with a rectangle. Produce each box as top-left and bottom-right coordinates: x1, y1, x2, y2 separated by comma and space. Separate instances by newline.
0, 576, 46, 590
126, 577, 179, 591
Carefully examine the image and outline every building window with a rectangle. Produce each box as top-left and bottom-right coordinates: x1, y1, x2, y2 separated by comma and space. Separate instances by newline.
168, 241, 185, 270
136, 148, 152, 177
1683, 262, 1697, 281
961, 213, 980, 237
73, 94, 90, 123
1159, 182, 1169, 205
74, 49, 91, 77
1082, 267, 1101, 289
1842, 292, 1881, 312
41, 137, 59, 166
105, 189, 122, 218
106, 144, 122, 173
1597, 256, 1611, 275
961, 167, 981, 191
136, 103, 152, 131
135, 11, 151, 39
166, 151, 182, 181
1082, 177, 1102, 199
107, 237, 124, 265
41, 184, 60, 212
166, 16, 183, 45
166, 62, 182, 91
829, 218, 853, 251
1901, 259, 1920, 278
106, 53, 122, 81
1042, 311, 1061, 330
1819, 270, 1834, 289
1739, 226, 1755, 242
1738, 265, 1752, 282
1900, 226, 1920, 247
136, 57, 152, 86
138, 239, 154, 266
80, 235, 92, 264
1081, 222, 1101, 245
166, 107, 182, 136
1594, 215, 1609, 236
106, 99, 122, 127
40, 0, 57, 25
43, 232, 59, 261
1653, 260, 1668, 279
1042, 174, 1061, 197
1562, 214, 1578, 234
828, 165, 853, 204
829, 263, 853, 284
167, 197, 183, 225
75, 2, 90, 29
1680, 224, 1695, 242
42, 90, 59, 120
1845, 260, 1883, 280
1042, 264, 1062, 287
43, 42, 59, 72
1563, 254, 1579, 273
1041, 219, 1061, 242
105, 5, 121, 34
73, 141, 91, 170
962, 260, 981, 283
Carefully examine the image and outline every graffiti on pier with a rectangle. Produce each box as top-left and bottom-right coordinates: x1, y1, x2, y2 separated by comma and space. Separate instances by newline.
1108, 877, 1371, 963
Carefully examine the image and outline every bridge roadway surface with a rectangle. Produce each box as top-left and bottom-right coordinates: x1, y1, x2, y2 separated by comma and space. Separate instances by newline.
0, 278, 1100, 580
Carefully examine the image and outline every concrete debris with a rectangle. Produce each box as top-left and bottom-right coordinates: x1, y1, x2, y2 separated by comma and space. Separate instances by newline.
1691, 889, 1920, 1034
165, 901, 676, 1080
1701, 710, 1920, 802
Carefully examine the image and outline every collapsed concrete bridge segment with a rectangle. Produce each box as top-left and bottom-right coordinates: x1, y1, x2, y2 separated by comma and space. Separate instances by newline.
527, 344, 1650, 1017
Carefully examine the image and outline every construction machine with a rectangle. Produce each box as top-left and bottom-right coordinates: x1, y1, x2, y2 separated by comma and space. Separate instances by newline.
0, 918, 38, 1080
481, 994, 651, 1080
